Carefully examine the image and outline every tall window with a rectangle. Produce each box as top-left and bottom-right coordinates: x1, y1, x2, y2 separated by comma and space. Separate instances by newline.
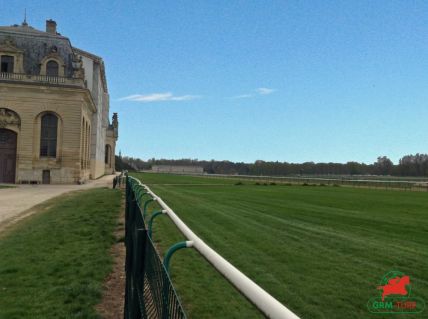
105, 145, 111, 165
1, 55, 14, 73
46, 60, 59, 76
81, 119, 85, 169
40, 113, 58, 157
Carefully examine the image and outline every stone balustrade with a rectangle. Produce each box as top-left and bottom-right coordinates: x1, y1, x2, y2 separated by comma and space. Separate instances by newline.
0, 72, 85, 87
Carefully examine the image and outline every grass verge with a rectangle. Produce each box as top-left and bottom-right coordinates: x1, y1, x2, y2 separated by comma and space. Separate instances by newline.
0, 188, 121, 319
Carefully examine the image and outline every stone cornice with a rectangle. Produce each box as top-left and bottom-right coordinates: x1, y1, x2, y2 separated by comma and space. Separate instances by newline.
0, 82, 97, 113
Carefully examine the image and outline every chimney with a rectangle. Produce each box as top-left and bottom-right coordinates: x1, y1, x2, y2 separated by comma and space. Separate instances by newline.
46, 19, 57, 34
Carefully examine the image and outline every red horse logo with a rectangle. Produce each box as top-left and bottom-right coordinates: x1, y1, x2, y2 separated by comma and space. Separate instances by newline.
377, 275, 410, 301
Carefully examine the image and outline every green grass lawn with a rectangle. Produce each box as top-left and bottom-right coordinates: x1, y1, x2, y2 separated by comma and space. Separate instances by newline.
132, 173, 428, 319
0, 188, 121, 319
137, 172, 237, 185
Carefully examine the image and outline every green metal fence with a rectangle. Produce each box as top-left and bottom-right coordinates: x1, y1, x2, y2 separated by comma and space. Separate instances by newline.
124, 174, 186, 319
124, 173, 300, 319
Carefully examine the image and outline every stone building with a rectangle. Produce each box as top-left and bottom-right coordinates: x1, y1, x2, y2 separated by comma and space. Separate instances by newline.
151, 165, 204, 174
0, 19, 118, 184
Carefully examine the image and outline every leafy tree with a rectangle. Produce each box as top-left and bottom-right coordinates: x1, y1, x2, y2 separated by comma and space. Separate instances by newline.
116, 153, 428, 177
374, 156, 393, 175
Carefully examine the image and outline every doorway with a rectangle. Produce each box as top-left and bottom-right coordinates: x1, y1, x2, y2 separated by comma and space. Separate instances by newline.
42, 170, 51, 184
0, 129, 17, 183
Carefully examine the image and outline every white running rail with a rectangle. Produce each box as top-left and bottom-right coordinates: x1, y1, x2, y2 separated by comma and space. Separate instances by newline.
134, 178, 300, 319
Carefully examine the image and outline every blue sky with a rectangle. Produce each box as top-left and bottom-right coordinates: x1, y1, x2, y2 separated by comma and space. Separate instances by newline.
3, 1, 428, 163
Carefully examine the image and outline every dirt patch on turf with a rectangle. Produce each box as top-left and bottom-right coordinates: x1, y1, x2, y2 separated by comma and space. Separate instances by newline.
0, 193, 73, 237
96, 191, 126, 318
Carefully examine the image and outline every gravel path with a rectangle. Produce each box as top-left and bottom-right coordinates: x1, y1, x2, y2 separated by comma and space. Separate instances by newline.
0, 174, 117, 232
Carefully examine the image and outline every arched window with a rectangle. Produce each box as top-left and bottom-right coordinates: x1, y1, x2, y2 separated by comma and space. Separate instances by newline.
46, 60, 59, 76
40, 113, 58, 157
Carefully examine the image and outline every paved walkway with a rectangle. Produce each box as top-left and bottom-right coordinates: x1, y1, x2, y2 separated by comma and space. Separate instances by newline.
0, 174, 117, 232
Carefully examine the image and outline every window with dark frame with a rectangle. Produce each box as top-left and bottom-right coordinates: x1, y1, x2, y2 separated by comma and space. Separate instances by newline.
40, 113, 58, 157
105, 145, 110, 164
46, 60, 59, 76
1, 55, 14, 73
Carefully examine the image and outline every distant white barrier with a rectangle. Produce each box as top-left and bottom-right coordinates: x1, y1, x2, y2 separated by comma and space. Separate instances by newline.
131, 177, 300, 319
204, 173, 428, 185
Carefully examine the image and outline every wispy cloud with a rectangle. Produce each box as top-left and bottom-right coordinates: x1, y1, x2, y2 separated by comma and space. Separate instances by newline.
256, 87, 275, 95
230, 87, 276, 99
118, 92, 201, 103
231, 94, 254, 99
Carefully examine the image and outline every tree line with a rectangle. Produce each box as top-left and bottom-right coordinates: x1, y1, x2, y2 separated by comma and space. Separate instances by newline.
115, 153, 428, 177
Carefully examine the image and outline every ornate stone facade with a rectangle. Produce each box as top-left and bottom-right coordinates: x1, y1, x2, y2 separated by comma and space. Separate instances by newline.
0, 20, 118, 184
0, 108, 20, 128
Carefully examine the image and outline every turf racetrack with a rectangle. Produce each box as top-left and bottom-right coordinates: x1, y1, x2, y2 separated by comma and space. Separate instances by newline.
133, 173, 428, 319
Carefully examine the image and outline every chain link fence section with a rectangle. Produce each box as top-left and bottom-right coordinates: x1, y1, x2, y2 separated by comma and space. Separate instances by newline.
124, 175, 187, 319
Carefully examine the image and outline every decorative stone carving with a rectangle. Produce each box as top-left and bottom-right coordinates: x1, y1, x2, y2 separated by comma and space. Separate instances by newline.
72, 55, 85, 79
112, 113, 118, 138
0, 37, 19, 52
3, 36, 16, 47
112, 113, 118, 128
0, 108, 21, 128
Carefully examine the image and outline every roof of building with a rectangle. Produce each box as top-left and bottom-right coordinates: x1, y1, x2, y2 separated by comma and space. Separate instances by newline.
0, 21, 74, 76
0, 24, 65, 38
0, 20, 107, 86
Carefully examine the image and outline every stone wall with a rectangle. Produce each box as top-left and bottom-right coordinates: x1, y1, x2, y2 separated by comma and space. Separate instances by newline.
151, 165, 204, 174
0, 82, 95, 184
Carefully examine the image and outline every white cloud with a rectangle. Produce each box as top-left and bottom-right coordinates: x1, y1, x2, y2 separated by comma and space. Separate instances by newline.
230, 87, 276, 99
118, 92, 201, 103
256, 87, 275, 95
